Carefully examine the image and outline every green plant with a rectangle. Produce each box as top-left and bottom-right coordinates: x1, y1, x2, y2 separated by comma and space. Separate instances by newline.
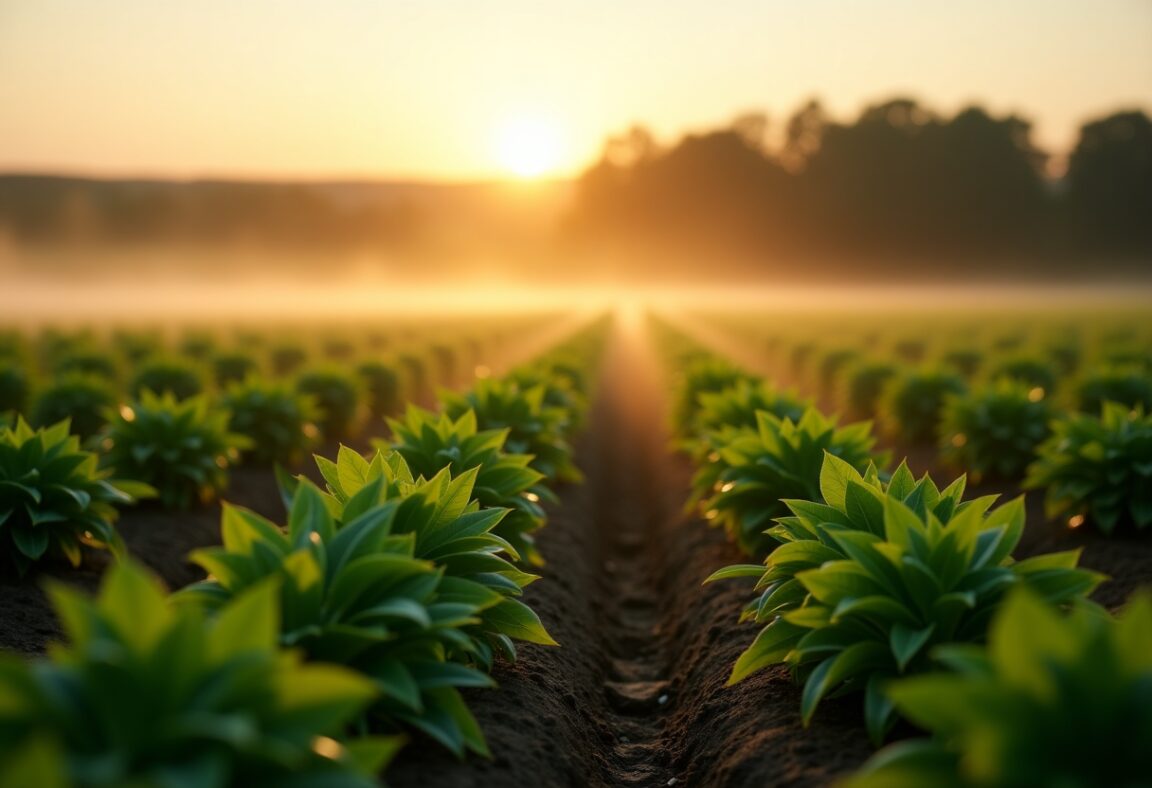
357, 360, 403, 419
987, 355, 1057, 393
1074, 364, 1152, 413
940, 347, 983, 378
840, 361, 898, 421
29, 374, 118, 440
309, 447, 557, 669
296, 368, 363, 440
180, 481, 499, 757
0, 418, 151, 576
212, 351, 261, 387
384, 407, 553, 566
671, 358, 758, 438
687, 379, 808, 449
100, 391, 249, 509
130, 356, 207, 401
692, 408, 883, 557
0, 363, 29, 414
1024, 402, 1152, 533
939, 380, 1052, 480
815, 347, 860, 397
845, 590, 1152, 788
270, 342, 308, 377
53, 349, 120, 381
881, 369, 967, 444
710, 454, 1103, 743
0, 560, 397, 787
179, 331, 217, 361
222, 378, 320, 466
442, 378, 582, 484
509, 363, 589, 437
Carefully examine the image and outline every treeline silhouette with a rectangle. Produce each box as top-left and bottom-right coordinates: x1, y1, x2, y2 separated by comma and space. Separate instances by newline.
565, 99, 1152, 279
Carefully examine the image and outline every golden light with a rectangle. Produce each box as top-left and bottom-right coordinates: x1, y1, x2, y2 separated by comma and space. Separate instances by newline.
494, 115, 565, 179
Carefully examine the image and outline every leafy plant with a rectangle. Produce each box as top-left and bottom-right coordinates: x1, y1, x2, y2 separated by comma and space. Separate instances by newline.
939, 380, 1052, 480
509, 363, 589, 437
0, 418, 150, 576
687, 379, 808, 451
180, 481, 499, 757
296, 368, 363, 440
0, 363, 29, 414
384, 406, 553, 566
53, 349, 120, 381
309, 447, 557, 669
100, 391, 249, 509
845, 590, 1152, 788
130, 356, 207, 401
710, 454, 1103, 743
357, 360, 403, 419
840, 361, 898, 421
940, 347, 983, 378
442, 378, 582, 484
0, 560, 397, 787
29, 374, 117, 440
212, 351, 261, 387
881, 369, 967, 444
1024, 402, 1152, 533
987, 355, 1057, 393
692, 408, 883, 557
671, 358, 758, 438
222, 378, 320, 466
270, 342, 308, 377
1074, 364, 1152, 413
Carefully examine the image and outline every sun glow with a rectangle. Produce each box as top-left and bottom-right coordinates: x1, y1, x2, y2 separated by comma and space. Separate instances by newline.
494, 115, 565, 179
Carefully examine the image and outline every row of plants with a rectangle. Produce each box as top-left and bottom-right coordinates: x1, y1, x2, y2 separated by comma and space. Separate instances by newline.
663, 324, 1151, 786
0, 319, 606, 786
682, 308, 1152, 485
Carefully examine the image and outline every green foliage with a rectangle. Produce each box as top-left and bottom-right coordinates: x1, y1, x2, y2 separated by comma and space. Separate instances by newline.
939, 380, 1052, 480
29, 374, 117, 440
0, 418, 150, 576
443, 378, 581, 484
270, 342, 308, 377
1025, 403, 1152, 533
212, 351, 261, 387
711, 454, 1103, 743
840, 361, 898, 421
1074, 364, 1152, 413
0, 363, 29, 414
309, 447, 557, 670
0, 560, 396, 787
130, 356, 207, 401
692, 408, 883, 558
671, 358, 758, 437
881, 369, 967, 444
846, 590, 1152, 788
53, 349, 120, 381
987, 355, 1057, 393
509, 362, 590, 436
940, 347, 983, 378
384, 407, 553, 566
296, 368, 363, 440
815, 347, 860, 396
687, 379, 808, 451
357, 360, 403, 419
181, 481, 497, 757
100, 391, 248, 509
222, 378, 320, 466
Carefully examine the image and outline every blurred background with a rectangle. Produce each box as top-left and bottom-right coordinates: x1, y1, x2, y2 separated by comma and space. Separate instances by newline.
1, 0, 1150, 300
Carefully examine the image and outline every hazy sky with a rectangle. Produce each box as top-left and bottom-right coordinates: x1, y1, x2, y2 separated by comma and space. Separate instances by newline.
1, 0, 1149, 180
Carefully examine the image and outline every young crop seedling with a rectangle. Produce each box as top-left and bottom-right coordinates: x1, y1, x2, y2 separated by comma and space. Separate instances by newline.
840, 361, 898, 422
670, 358, 759, 439
443, 378, 582, 484
99, 391, 249, 509
987, 355, 1058, 393
0, 560, 398, 787
880, 369, 967, 445
1074, 364, 1152, 414
939, 380, 1052, 481
52, 348, 120, 382
684, 379, 808, 456
845, 590, 1152, 788
30, 374, 118, 440
295, 368, 363, 440
709, 454, 1103, 743
0, 363, 29, 415
222, 377, 321, 466
212, 350, 261, 387
0, 418, 151, 576
1024, 402, 1152, 534
384, 406, 554, 566
691, 408, 883, 558
129, 356, 207, 401
180, 481, 499, 757
357, 360, 403, 419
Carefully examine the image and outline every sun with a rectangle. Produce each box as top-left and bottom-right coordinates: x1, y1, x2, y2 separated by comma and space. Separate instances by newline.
494, 115, 565, 179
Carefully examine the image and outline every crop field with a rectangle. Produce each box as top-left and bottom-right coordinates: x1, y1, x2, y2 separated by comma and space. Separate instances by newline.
0, 294, 1149, 787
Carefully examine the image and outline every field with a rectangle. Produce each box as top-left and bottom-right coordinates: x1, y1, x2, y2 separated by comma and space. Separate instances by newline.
1, 293, 1150, 787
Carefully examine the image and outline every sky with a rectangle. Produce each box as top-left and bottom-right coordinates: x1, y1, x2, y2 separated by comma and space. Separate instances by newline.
1, 0, 1149, 181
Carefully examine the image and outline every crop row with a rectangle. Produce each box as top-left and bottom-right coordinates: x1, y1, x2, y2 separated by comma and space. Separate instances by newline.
0, 317, 607, 786
658, 319, 1151, 787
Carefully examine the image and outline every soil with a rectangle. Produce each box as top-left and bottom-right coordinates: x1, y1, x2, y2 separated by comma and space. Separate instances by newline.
2, 317, 1149, 787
